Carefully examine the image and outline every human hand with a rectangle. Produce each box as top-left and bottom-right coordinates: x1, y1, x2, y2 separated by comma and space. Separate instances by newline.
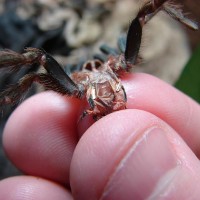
1, 73, 200, 200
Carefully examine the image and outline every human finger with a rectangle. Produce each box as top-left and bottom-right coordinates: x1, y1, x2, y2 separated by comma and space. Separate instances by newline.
3, 91, 81, 184
123, 73, 200, 157
70, 109, 200, 199
0, 176, 72, 200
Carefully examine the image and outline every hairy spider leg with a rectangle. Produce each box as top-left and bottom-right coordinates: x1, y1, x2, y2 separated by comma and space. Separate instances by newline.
0, 73, 70, 105
124, 0, 169, 66
124, 0, 198, 68
163, 3, 198, 30
40, 51, 82, 97
0, 48, 83, 106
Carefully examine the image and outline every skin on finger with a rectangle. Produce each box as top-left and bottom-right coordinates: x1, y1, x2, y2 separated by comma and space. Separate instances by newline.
3, 91, 82, 184
0, 176, 72, 200
123, 73, 200, 157
70, 109, 200, 200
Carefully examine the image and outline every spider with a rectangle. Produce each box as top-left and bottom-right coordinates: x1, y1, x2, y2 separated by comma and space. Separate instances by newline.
0, 0, 198, 120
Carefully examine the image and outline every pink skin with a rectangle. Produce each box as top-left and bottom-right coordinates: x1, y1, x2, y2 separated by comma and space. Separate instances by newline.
1, 73, 200, 199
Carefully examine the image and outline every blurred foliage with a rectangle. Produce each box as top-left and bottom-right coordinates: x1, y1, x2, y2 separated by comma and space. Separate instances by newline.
175, 45, 200, 103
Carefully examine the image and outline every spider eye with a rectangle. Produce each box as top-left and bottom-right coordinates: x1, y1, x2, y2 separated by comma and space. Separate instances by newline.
84, 62, 93, 71
83, 60, 102, 71
94, 60, 102, 69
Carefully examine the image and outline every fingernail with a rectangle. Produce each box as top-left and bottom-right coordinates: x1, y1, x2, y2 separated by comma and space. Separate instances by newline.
102, 128, 178, 199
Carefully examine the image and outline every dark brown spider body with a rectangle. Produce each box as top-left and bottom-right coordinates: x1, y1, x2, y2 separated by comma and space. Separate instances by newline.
0, 0, 198, 120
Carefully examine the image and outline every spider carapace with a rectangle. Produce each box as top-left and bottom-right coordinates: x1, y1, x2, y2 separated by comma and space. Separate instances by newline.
0, 0, 198, 120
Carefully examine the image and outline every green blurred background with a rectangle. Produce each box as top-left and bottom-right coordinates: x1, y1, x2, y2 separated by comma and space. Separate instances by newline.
175, 45, 200, 103
175, 0, 200, 103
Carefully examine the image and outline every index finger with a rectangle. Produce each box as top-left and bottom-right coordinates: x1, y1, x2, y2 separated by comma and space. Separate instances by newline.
3, 92, 82, 184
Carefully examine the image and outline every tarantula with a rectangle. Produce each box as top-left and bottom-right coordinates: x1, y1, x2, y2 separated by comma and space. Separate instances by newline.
0, 0, 198, 120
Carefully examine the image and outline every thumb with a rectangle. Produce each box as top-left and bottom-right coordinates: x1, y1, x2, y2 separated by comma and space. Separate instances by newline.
70, 109, 200, 200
